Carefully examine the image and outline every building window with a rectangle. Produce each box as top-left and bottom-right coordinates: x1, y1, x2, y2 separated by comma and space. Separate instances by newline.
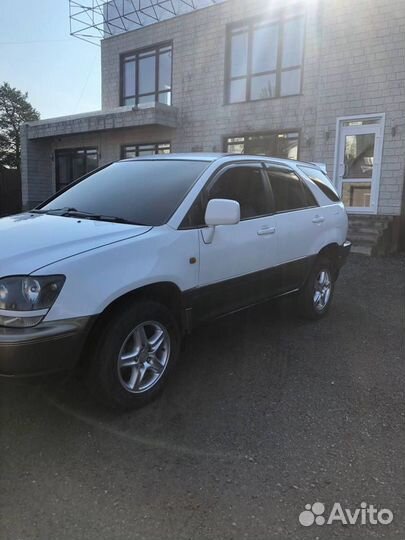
121, 43, 172, 106
226, 13, 305, 103
225, 132, 299, 160
55, 148, 98, 191
121, 142, 171, 159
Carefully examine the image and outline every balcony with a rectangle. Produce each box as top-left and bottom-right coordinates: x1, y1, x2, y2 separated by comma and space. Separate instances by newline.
25, 103, 178, 140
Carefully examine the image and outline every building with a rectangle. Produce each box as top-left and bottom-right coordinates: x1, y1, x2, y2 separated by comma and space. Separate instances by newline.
21, 0, 405, 254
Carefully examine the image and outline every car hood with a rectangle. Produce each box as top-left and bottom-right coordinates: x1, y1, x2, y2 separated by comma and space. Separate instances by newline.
0, 213, 152, 275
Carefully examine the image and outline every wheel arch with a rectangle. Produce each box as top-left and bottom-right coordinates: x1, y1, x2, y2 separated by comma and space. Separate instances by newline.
78, 282, 185, 369
317, 243, 340, 280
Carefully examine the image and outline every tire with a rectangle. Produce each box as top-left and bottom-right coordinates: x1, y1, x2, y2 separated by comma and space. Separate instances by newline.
298, 256, 335, 320
88, 300, 180, 410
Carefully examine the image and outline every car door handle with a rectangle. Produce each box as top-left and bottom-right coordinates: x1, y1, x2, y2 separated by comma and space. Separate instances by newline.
257, 225, 276, 236
312, 215, 325, 224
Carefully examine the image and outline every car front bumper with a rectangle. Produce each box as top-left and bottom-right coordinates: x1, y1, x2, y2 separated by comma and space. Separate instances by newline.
0, 316, 95, 377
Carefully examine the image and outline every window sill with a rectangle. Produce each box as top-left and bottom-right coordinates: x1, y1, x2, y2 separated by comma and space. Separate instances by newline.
223, 93, 304, 106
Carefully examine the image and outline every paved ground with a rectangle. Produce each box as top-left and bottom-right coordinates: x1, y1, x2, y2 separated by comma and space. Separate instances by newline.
1, 254, 404, 540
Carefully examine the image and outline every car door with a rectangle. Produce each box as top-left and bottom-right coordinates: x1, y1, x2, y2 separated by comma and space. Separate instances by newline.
265, 164, 321, 292
190, 163, 279, 322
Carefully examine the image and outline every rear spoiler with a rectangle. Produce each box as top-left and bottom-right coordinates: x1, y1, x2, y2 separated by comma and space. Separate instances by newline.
311, 162, 328, 174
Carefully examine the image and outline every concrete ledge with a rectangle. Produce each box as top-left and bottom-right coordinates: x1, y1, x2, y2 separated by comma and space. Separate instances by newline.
24, 103, 178, 140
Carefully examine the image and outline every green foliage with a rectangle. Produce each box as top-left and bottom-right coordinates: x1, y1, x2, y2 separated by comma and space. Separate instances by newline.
0, 82, 40, 169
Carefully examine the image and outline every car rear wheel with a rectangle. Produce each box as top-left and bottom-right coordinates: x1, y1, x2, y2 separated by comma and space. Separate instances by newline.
88, 300, 180, 410
299, 257, 335, 320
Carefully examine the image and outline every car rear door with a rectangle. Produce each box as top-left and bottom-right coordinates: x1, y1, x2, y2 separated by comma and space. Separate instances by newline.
265, 163, 321, 292
191, 163, 279, 322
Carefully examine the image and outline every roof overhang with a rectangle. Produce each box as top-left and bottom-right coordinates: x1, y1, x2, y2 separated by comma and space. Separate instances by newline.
24, 104, 178, 140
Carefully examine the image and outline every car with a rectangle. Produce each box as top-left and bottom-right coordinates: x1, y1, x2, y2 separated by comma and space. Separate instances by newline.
0, 153, 351, 409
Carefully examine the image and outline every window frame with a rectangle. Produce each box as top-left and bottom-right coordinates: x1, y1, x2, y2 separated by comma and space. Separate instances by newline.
225, 11, 305, 104
120, 142, 171, 159
55, 147, 99, 192
180, 161, 274, 229
264, 163, 319, 214
120, 42, 173, 107
223, 129, 301, 160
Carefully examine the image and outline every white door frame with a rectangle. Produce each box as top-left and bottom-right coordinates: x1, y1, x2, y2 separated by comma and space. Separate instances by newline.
333, 113, 385, 215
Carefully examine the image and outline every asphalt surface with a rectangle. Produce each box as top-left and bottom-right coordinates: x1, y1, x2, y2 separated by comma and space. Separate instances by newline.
1, 254, 404, 540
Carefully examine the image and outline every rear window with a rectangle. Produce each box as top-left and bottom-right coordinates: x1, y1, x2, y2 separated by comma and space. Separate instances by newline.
298, 165, 341, 202
40, 160, 209, 226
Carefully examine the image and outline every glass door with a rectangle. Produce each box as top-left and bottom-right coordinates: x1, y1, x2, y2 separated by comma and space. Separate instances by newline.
336, 121, 383, 214
55, 148, 98, 191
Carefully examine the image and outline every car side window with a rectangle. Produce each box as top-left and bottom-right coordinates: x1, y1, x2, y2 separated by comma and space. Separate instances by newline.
207, 166, 272, 220
266, 165, 318, 213
298, 165, 341, 202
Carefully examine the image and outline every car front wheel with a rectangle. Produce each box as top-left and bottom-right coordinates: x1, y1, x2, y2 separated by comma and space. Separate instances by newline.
88, 300, 180, 410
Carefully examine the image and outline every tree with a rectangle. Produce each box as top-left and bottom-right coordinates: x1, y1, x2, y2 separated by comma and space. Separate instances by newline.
0, 82, 40, 170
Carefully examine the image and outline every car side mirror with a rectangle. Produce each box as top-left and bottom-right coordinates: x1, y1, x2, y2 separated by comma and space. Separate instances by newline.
205, 199, 240, 226
202, 199, 240, 244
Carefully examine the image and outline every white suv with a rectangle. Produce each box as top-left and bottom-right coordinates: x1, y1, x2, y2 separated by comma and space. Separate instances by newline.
0, 154, 350, 409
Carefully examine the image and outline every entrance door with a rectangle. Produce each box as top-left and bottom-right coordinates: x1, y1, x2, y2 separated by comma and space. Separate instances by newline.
336, 119, 384, 214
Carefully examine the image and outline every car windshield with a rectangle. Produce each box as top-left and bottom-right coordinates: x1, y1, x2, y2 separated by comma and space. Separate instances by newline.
39, 159, 209, 226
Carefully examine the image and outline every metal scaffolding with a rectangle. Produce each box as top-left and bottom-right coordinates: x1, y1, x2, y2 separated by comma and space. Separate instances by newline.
69, 0, 225, 45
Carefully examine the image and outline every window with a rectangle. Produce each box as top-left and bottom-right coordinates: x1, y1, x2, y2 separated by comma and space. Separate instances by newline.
42, 160, 209, 227
226, 13, 305, 103
121, 143, 171, 159
266, 165, 317, 212
299, 165, 340, 202
121, 44, 172, 106
208, 166, 272, 220
226, 132, 299, 160
55, 148, 98, 191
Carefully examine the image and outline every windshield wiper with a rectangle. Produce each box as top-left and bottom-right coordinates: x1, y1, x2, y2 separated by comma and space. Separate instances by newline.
32, 207, 145, 226
63, 209, 145, 226
32, 207, 79, 215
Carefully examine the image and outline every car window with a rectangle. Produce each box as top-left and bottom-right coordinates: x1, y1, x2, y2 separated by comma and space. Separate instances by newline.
298, 165, 341, 202
39, 160, 209, 226
207, 166, 272, 220
266, 165, 318, 213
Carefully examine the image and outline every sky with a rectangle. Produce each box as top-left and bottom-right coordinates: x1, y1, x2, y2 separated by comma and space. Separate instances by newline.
0, 0, 101, 120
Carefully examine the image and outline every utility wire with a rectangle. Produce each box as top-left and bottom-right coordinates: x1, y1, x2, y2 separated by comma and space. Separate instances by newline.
0, 39, 72, 45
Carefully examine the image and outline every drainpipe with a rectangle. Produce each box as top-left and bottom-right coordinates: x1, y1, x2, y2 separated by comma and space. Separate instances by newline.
399, 170, 405, 252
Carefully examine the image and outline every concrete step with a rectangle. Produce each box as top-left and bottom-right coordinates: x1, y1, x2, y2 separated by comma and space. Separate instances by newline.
351, 244, 374, 256
347, 215, 393, 256
349, 223, 389, 233
348, 231, 380, 244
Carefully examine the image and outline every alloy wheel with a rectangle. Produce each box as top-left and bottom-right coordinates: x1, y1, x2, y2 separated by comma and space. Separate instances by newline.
313, 269, 332, 313
117, 321, 170, 394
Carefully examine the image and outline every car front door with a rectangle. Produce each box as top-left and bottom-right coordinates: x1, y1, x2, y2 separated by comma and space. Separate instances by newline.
191, 163, 279, 322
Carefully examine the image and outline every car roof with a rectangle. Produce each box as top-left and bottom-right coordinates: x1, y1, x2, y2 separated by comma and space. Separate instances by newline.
119, 152, 323, 170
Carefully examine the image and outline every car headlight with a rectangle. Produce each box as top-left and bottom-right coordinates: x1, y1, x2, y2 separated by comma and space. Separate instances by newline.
0, 275, 65, 328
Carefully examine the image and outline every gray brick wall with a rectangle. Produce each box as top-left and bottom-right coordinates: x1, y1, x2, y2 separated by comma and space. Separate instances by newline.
20, 125, 53, 208
313, 0, 405, 216
100, 0, 405, 216
22, 0, 405, 216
